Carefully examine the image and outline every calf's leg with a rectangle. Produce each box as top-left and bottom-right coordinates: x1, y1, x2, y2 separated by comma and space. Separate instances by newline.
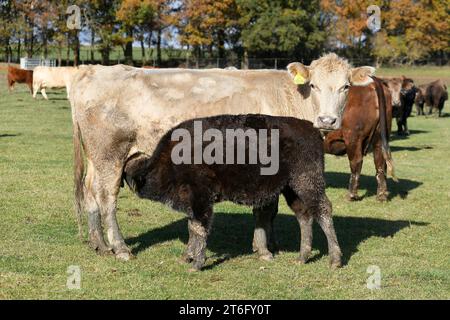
314, 195, 342, 268
252, 198, 279, 261
283, 187, 313, 264
188, 207, 213, 271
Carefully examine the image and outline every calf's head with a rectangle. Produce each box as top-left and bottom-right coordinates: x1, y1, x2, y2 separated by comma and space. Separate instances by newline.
287, 53, 375, 130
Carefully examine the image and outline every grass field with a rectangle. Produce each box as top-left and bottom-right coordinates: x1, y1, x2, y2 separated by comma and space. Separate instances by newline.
0, 66, 449, 299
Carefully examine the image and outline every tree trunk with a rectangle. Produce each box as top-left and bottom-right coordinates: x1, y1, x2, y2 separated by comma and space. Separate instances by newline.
66, 34, 70, 66
72, 30, 80, 66
17, 37, 21, 61
156, 29, 162, 66
124, 27, 133, 65
90, 30, 95, 63
140, 31, 146, 65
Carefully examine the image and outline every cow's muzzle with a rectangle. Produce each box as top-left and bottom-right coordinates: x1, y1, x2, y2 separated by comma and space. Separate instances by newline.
317, 116, 337, 130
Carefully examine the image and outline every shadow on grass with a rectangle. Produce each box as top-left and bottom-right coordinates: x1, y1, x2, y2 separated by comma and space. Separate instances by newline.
126, 212, 428, 269
0, 133, 20, 138
325, 171, 422, 200
391, 145, 433, 152
389, 129, 429, 141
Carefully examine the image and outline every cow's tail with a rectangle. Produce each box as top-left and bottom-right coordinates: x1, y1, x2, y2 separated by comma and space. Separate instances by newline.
374, 77, 398, 182
73, 119, 84, 240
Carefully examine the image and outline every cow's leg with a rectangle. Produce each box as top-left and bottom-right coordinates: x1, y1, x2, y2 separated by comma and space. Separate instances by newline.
346, 142, 363, 201
32, 84, 39, 99
7, 79, 14, 92
41, 88, 49, 100
94, 167, 132, 261
313, 195, 342, 268
283, 187, 313, 264
373, 138, 388, 202
252, 198, 279, 261
188, 207, 213, 271
84, 164, 112, 254
396, 117, 404, 135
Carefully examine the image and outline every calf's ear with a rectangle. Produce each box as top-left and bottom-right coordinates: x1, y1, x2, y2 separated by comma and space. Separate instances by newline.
350, 66, 375, 86
287, 62, 310, 85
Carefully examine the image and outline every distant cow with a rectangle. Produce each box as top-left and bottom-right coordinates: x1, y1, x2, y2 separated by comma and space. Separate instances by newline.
32, 66, 79, 100
7, 66, 33, 94
70, 53, 375, 261
123, 114, 342, 270
323, 77, 396, 201
415, 80, 448, 117
384, 76, 417, 135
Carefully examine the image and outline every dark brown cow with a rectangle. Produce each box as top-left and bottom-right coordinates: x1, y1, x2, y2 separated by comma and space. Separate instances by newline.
124, 114, 342, 270
7, 65, 33, 94
415, 80, 448, 117
323, 77, 396, 202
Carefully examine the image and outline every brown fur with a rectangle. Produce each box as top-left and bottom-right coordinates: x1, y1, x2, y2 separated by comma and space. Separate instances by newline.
323, 77, 396, 202
415, 79, 448, 117
7, 66, 33, 94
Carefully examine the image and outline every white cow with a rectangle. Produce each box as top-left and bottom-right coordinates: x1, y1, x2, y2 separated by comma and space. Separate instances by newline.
69, 53, 376, 261
33, 66, 79, 100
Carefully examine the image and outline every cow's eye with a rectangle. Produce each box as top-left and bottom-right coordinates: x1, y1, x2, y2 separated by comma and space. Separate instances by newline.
310, 83, 316, 89
342, 84, 351, 91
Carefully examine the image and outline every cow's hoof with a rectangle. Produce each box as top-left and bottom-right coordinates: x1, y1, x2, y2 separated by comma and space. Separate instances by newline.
376, 193, 388, 202
115, 251, 134, 261
180, 253, 194, 264
346, 193, 361, 201
96, 246, 114, 256
330, 260, 342, 269
259, 253, 274, 262
296, 257, 308, 265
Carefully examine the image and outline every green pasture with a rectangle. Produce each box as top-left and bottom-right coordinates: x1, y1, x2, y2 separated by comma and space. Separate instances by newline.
0, 66, 449, 299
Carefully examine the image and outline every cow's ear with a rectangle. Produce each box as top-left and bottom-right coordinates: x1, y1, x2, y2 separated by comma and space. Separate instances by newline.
350, 66, 375, 86
287, 62, 310, 85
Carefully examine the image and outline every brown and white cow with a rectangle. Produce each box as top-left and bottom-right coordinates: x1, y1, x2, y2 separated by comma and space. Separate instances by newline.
323, 77, 396, 202
69, 53, 376, 261
383, 76, 417, 135
7, 65, 33, 94
32, 66, 79, 100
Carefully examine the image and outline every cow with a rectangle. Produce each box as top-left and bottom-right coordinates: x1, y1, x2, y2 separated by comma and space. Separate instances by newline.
7, 65, 33, 94
123, 114, 342, 270
70, 53, 376, 261
323, 77, 396, 202
415, 80, 448, 117
32, 66, 79, 100
383, 76, 417, 135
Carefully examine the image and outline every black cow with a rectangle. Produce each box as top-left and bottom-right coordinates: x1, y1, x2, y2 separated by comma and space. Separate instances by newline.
123, 114, 342, 271
384, 76, 417, 135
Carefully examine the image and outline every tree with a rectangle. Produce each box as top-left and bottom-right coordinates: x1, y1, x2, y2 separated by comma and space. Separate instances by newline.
177, 0, 239, 66
85, 0, 120, 65
238, 0, 326, 64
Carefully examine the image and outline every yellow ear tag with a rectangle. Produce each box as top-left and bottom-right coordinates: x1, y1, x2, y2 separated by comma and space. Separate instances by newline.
293, 73, 305, 85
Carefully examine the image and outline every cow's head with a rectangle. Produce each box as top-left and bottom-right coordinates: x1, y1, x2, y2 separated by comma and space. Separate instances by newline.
415, 87, 426, 105
385, 78, 403, 108
287, 53, 375, 130
400, 76, 417, 105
